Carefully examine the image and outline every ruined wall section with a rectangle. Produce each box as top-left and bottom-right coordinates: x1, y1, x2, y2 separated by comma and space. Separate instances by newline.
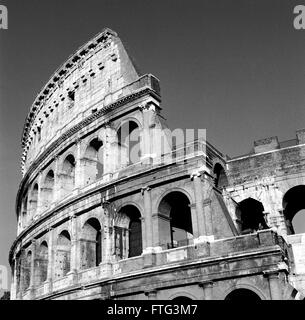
226, 131, 305, 236
22, 29, 140, 175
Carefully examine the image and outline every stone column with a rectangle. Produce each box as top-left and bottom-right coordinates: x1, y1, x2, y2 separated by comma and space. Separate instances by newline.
264, 270, 282, 300
53, 156, 61, 201
189, 203, 199, 239
46, 227, 55, 292
29, 240, 37, 299
11, 258, 17, 300
36, 172, 43, 217
74, 139, 83, 188
140, 102, 156, 164
69, 215, 79, 281
104, 122, 116, 176
141, 186, 153, 252
17, 249, 24, 300
199, 281, 214, 300
102, 200, 115, 275
191, 172, 208, 242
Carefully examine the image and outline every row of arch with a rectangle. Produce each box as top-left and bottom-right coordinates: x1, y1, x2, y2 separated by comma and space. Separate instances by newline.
19, 120, 142, 230
15, 190, 197, 295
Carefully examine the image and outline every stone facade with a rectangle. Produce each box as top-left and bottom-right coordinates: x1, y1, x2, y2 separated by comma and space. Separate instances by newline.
9, 28, 305, 300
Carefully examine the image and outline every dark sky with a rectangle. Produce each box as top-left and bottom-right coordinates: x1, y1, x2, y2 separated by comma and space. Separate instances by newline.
1, 0, 305, 282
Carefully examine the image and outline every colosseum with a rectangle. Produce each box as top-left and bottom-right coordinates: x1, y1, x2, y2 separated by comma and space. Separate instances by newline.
9, 28, 305, 300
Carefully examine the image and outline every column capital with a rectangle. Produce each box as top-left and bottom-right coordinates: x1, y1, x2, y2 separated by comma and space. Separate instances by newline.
199, 280, 214, 288
263, 269, 280, 279
141, 186, 151, 195
144, 289, 158, 296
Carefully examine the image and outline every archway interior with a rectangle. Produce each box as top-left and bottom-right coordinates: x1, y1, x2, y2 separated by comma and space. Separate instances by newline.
237, 198, 268, 234
62, 155, 75, 194
56, 230, 71, 278
118, 205, 142, 258
81, 218, 102, 269
117, 121, 141, 166
84, 138, 104, 184
42, 170, 54, 208
283, 185, 305, 234
213, 163, 228, 189
225, 288, 261, 301
158, 191, 193, 248
37, 242, 48, 284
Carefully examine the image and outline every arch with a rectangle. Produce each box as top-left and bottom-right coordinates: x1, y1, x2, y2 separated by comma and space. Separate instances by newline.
172, 296, 193, 301
168, 291, 197, 300
225, 288, 261, 301
41, 170, 54, 209
28, 183, 39, 220
117, 120, 141, 167
36, 241, 48, 284
55, 230, 71, 278
81, 218, 102, 269
236, 197, 269, 234
282, 185, 305, 234
117, 205, 143, 258
61, 154, 75, 196
83, 137, 104, 185
158, 191, 193, 249
213, 163, 228, 189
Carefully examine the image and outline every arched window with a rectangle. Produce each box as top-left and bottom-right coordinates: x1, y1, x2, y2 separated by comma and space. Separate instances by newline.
283, 185, 305, 234
41, 170, 54, 209
117, 205, 143, 258
29, 184, 39, 220
36, 241, 48, 285
225, 288, 261, 300
158, 191, 193, 249
213, 163, 228, 189
81, 218, 102, 269
83, 138, 104, 185
117, 121, 141, 167
55, 231, 71, 278
61, 155, 75, 196
236, 198, 269, 234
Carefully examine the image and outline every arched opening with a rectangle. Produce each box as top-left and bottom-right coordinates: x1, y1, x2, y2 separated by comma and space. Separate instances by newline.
117, 121, 141, 167
236, 198, 269, 234
225, 288, 261, 301
23, 251, 32, 290
158, 191, 193, 249
55, 231, 71, 278
36, 241, 48, 285
29, 184, 38, 220
81, 218, 102, 269
21, 193, 28, 229
61, 154, 75, 196
213, 163, 228, 189
283, 185, 305, 234
41, 170, 54, 209
117, 205, 143, 259
83, 138, 104, 185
